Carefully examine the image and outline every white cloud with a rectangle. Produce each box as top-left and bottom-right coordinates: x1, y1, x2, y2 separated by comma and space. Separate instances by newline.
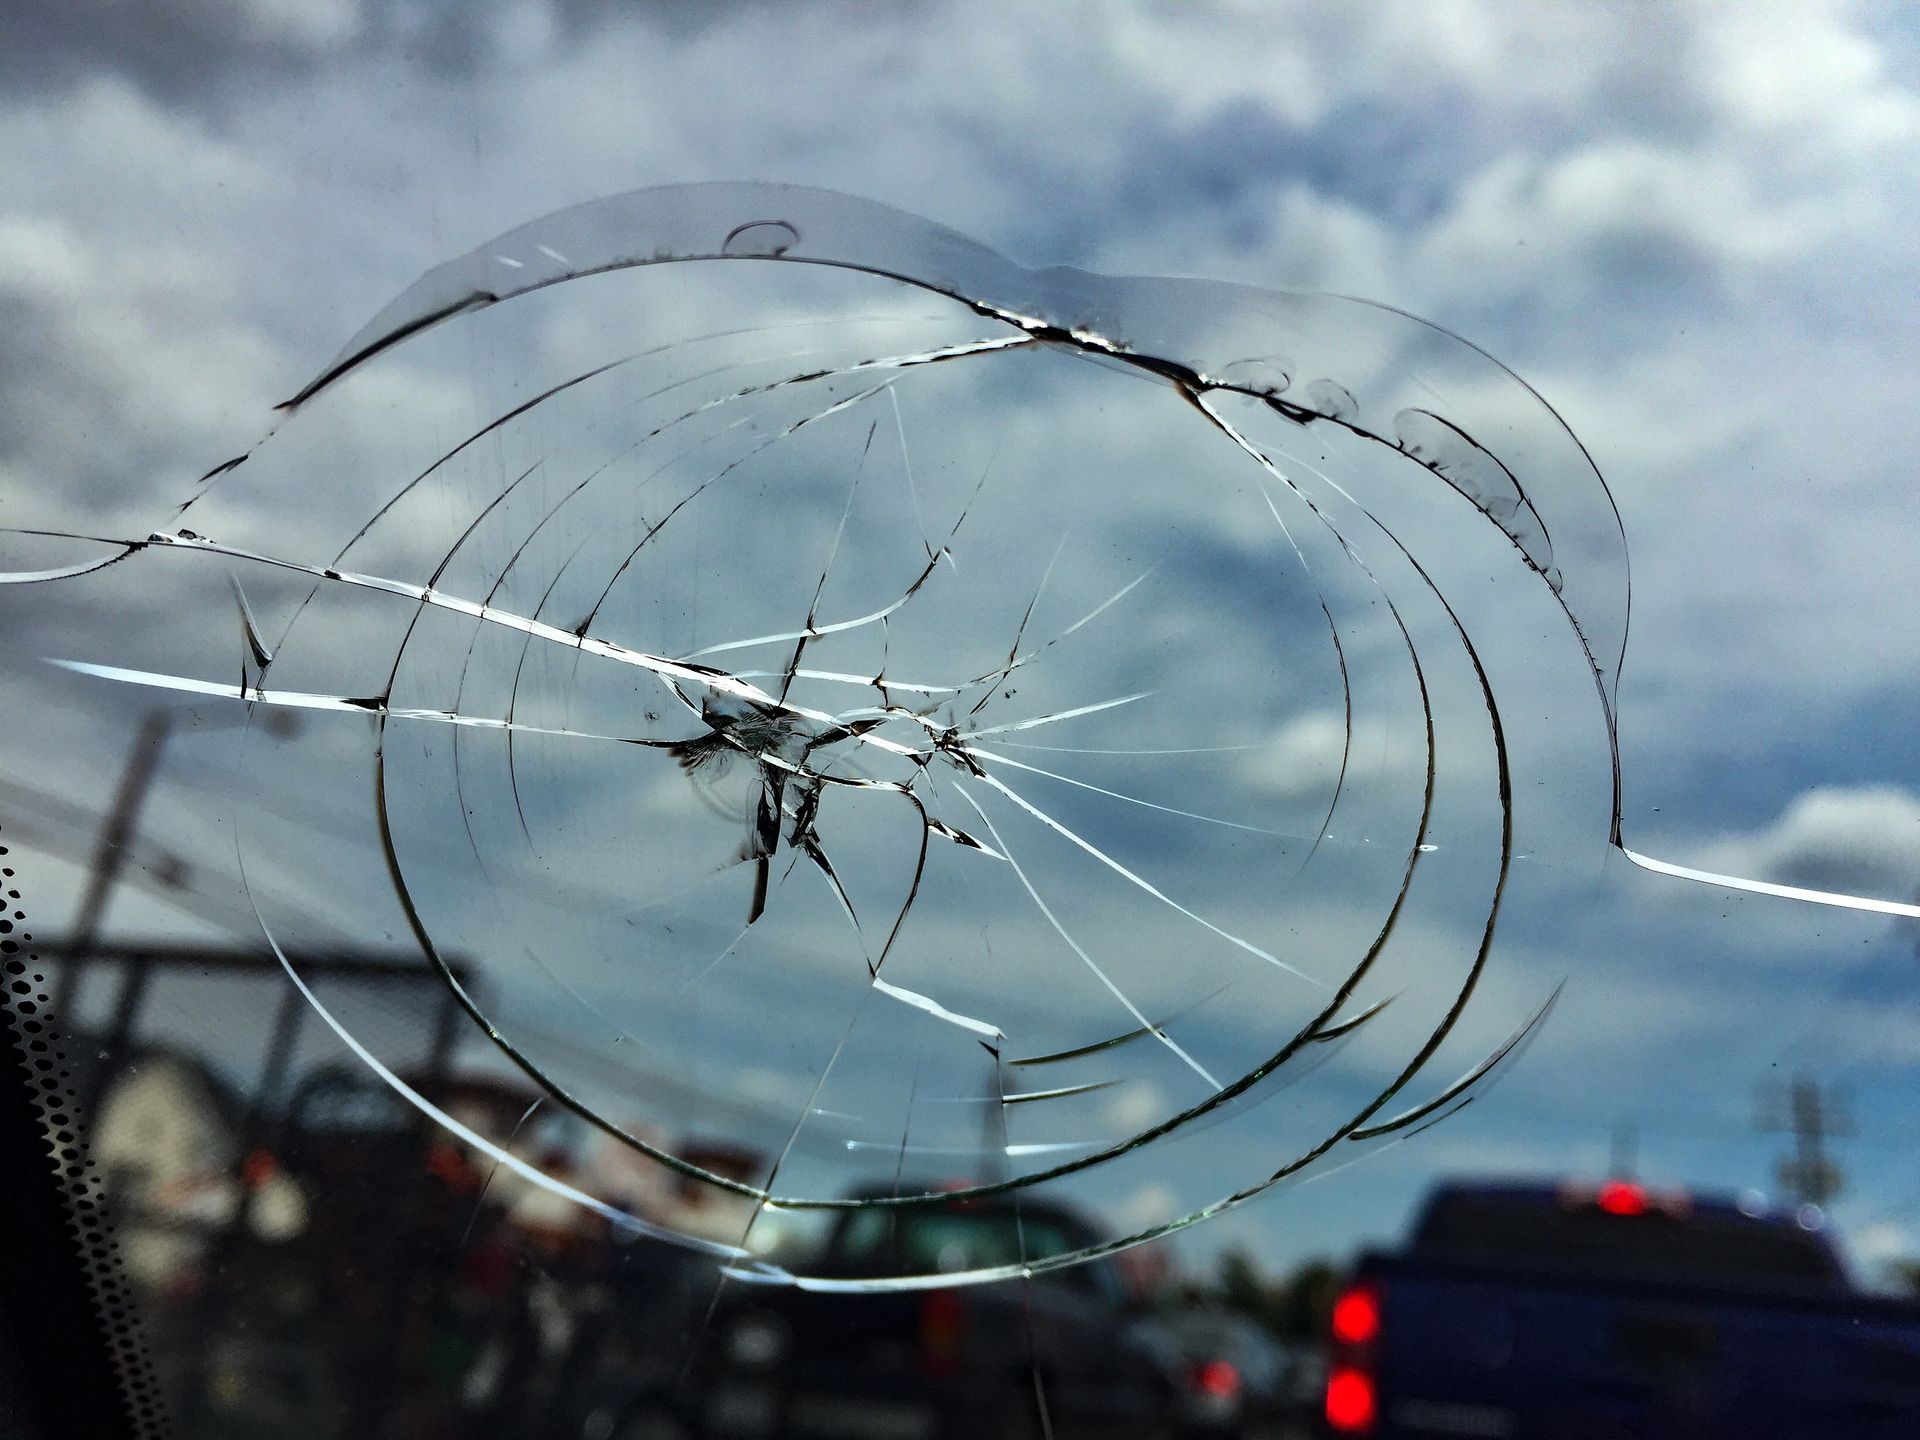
1695, 1, 1919, 143
1413, 140, 1848, 307
233, 0, 361, 49
1701, 785, 1920, 903
1113, 1179, 1179, 1231
1846, 1218, 1918, 1284
1238, 711, 1420, 803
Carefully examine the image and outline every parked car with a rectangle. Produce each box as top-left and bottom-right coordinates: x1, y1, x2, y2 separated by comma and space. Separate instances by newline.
1159, 1305, 1303, 1439
597, 1184, 1183, 1440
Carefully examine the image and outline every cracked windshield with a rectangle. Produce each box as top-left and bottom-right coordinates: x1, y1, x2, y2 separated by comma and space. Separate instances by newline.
3, 5, 1918, 1439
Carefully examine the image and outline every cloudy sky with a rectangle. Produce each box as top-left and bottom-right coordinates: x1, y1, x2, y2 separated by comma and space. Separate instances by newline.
4, 0, 1920, 1286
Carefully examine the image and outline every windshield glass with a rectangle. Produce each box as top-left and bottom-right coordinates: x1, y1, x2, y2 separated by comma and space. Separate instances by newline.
3, 7, 1918, 1439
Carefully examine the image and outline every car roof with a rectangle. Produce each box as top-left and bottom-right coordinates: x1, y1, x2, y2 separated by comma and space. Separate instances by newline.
1419, 1176, 1791, 1226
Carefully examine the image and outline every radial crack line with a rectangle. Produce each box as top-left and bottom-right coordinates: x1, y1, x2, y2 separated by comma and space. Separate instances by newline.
744, 749, 949, 964
966, 691, 1155, 738
781, 418, 875, 702
747, 984, 888, 1229
607, 380, 895, 599
1191, 395, 1371, 572
427, 456, 546, 588
398, 453, 561, 860
1619, 847, 1920, 920
499, 382, 889, 856
1006, 981, 1234, 1069
366, 473, 823, 1183
887, 384, 934, 560
486, 408, 764, 673
1016, 563, 1157, 654
858, 429, 1442, 1199
919, 1082, 1120, 1106
497, 398, 877, 827
966, 533, 1065, 716
677, 554, 942, 661
768, 538, 1435, 1208
353, 341, 879, 783
44, 659, 684, 747
950, 782, 1221, 1091
802, 839, 865, 938
694, 406, 876, 669
924, 815, 1002, 859
680, 408, 991, 665
572, 378, 901, 642
963, 744, 1293, 838
671, 923, 756, 998
1240, 448, 1442, 896
870, 976, 1003, 1039
1201, 400, 1452, 904
576, 337, 1029, 612
971, 770, 1324, 988
968, 562, 1159, 711
734, 668, 963, 696
993, 740, 1272, 756
136, 531, 863, 727
458, 410, 762, 736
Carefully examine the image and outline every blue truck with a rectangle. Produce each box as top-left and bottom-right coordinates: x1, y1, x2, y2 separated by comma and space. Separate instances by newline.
1322, 1177, 1920, 1438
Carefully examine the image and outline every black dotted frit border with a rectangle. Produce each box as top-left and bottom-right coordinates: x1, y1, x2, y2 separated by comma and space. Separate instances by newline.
0, 822, 168, 1439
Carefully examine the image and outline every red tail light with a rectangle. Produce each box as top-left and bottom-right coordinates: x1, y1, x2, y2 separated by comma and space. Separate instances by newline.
1327, 1280, 1382, 1434
1326, 1365, 1377, 1433
1597, 1180, 1648, 1216
918, 1289, 967, 1379
1192, 1358, 1240, 1400
1331, 1283, 1381, 1346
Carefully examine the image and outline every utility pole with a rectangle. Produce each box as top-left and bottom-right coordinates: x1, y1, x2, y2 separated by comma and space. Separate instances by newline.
52, 709, 174, 1023
68, 710, 175, 952
1757, 1074, 1852, 1209
52, 702, 298, 1025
